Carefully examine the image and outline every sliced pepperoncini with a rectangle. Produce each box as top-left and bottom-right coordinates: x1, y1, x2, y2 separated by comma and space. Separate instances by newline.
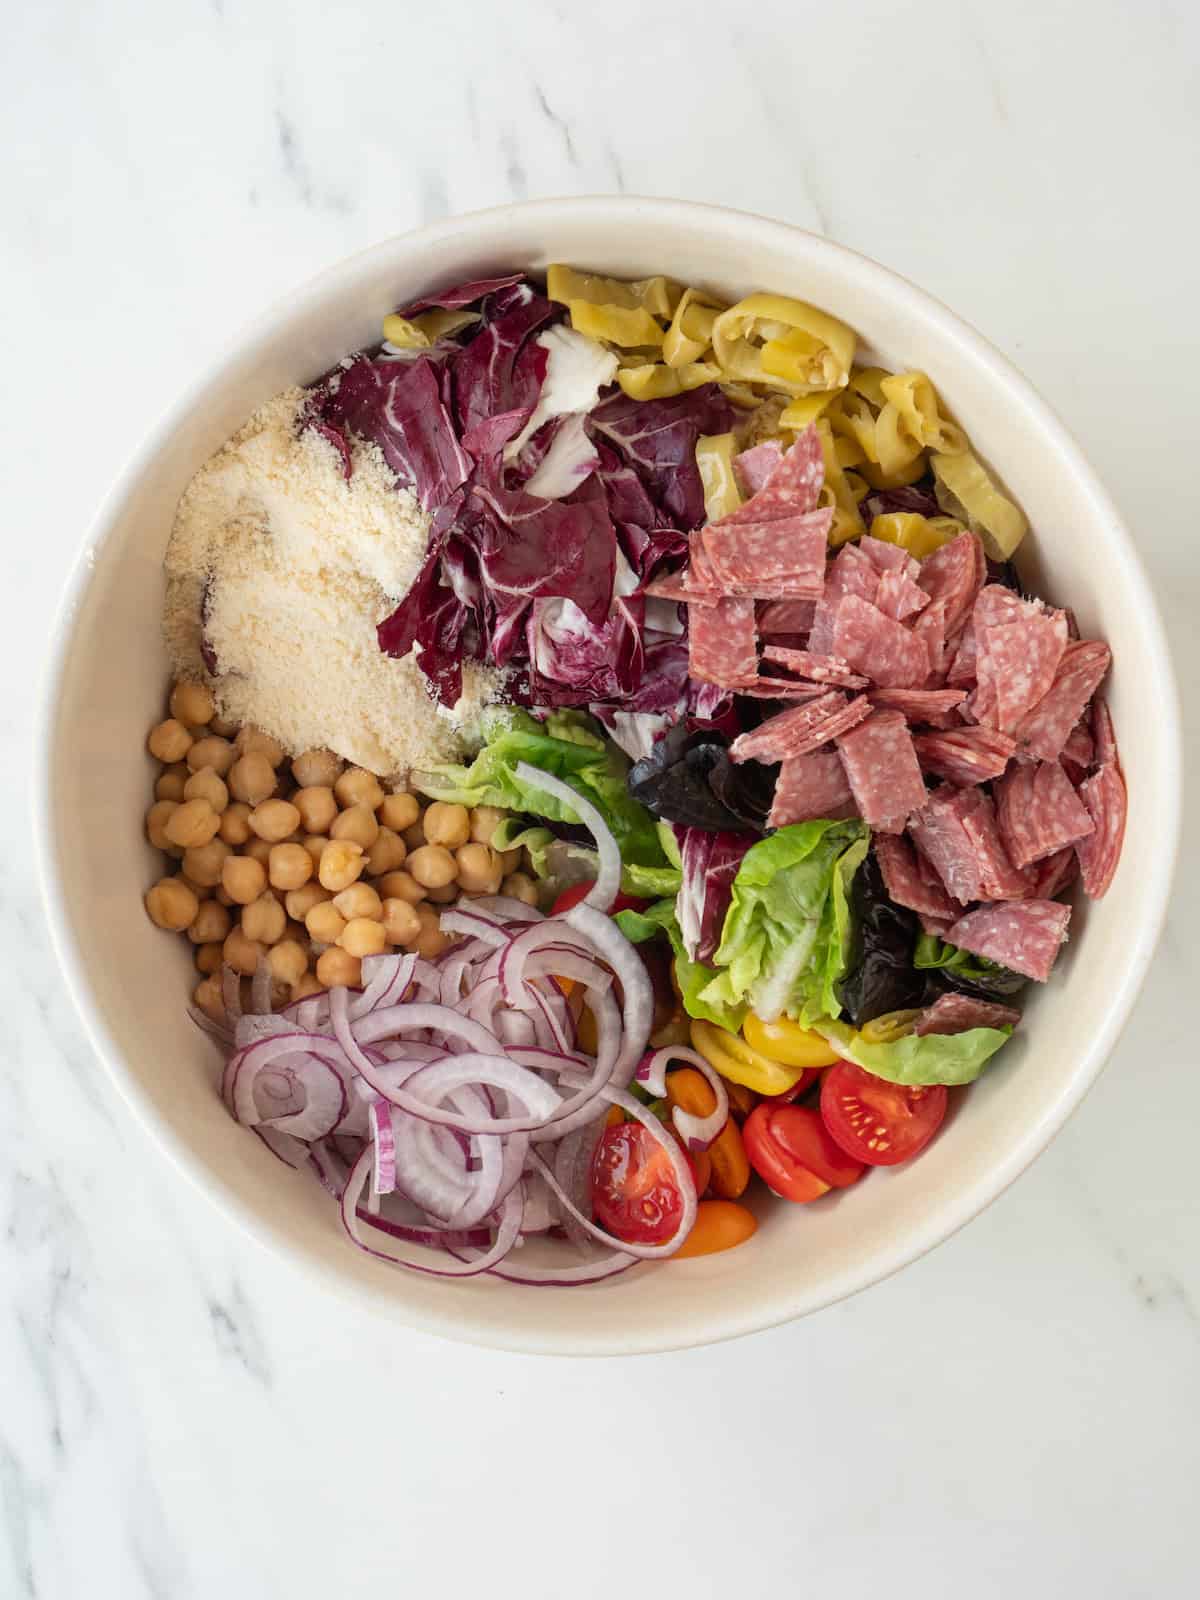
690, 1018, 811, 1097
869, 512, 960, 560
616, 360, 720, 400
696, 432, 743, 523
712, 294, 856, 396
381, 314, 430, 350
859, 1009, 922, 1045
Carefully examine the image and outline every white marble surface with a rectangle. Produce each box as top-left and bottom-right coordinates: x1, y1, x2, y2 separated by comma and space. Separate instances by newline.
5, 1, 1199, 1594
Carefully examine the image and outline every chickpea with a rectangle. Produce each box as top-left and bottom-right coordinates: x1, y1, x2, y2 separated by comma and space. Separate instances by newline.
182, 837, 230, 888
148, 718, 193, 763
267, 939, 308, 988
334, 767, 384, 811
365, 827, 406, 877
422, 801, 470, 849
180, 873, 213, 901
268, 842, 313, 892
195, 941, 224, 976
242, 892, 286, 946
170, 681, 215, 726
469, 805, 508, 846
209, 713, 239, 739
501, 872, 539, 907
285, 883, 329, 924
145, 877, 199, 932
215, 885, 235, 908
164, 798, 220, 849
146, 800, 179, 852
495, 845, 522, 874
338, 917, 386, 958
402, 820, 428, 851
183, 767, 228, 815
424, 882, 459, 904
284, 917, 309, 944
379, 791, 420, 832
292, 972, 325, 1001
316, 947, 362, 988
221, 854, 267, 906
223, 925, 265, 976
306, 900, 347, 945
187, 899, 232, 945
219, 802, 253, 846
330, 804, 379, 850
187, 735, 236, 776
375, 870, 424, 905
228, 752, 276, 806
333, 883, 382, 921
249, 799, 301, 843
234, 724, 284, 767
292, 748, 343, 789
155, 763, 189, 802
302, 835, 329, 868
408, 844, 457, 890
193, 976, 226, 1025
455, 843, 503, 895
381, 897, 421, 946
414, 904, 450, 959
318, 840, 365, 893
292, 785, 337, 834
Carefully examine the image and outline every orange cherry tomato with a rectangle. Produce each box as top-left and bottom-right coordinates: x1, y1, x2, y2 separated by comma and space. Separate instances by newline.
665, 1067, 750, 1199
671, 1200, 757, 1259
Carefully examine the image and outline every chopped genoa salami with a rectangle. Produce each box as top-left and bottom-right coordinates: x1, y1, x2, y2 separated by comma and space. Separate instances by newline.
973, 588, 1069, 734
767, 751, 855, 828
914, 992, 1021, 1036
835, 711, 926, 833
958, 790, 1034, 900
734, 439, 785, 496
917, 530, 985, 637
762, 646, 869, 688
688, 597, 757, 687
945, 899, 1071, 983
644, 564, 717, 606
1030, 845, 1079, 900
702, 509, 831, 596
912, 725, 1015, 786
808, 542, 878, 655
946, 620, 979, 686
875, 567, 931, 623
719, 424, 825, 525
873, 833, 962, 921
1014, 639, 1112, 761
833, 594, 931, 688
1074, 762, 1127, 899
918, 912, 957, 938
759, 598, 817, 636
729, 690, 871, 765
729, 677, 830, 701
857, 535, 920, 578
1061, 718, 1096, 782
869, 686, 967, 721
908, 786, 989, 903
994, 760, 1094, 870
913, 598, 948, 682
1090, 696, 1120, 770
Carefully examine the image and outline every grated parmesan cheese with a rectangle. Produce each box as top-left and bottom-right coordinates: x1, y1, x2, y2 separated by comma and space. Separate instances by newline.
163, 387, 498, 777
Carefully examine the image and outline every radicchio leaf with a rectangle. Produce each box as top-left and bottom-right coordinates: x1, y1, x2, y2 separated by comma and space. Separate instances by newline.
397, 273, 525, 316
588, 386, 735, 531
676, 827, 753, 964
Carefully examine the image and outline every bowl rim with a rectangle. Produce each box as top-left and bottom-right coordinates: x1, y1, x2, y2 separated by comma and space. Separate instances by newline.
31, 195, 1183, 1355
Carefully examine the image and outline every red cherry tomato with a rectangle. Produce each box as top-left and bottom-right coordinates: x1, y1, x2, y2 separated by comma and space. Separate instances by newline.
743, 1104, 865, 1202
590, 1123, 686, 1245
763, 1067, 818, 1104
551, 882, 648, 916
820, 1060, 947, 1167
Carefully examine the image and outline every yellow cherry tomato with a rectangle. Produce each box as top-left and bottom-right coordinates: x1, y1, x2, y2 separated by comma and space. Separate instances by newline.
671, 1200, 757, 1259
689, 1019, 807, 1097
741, 1013, 840, 1071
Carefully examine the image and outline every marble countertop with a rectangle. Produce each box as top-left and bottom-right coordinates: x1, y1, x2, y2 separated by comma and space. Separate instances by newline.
5, 1, 1198, 1594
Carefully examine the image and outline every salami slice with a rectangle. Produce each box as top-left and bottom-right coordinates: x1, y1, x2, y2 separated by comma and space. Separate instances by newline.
918, 912, 957, 938
975, 601, 1069, 735
994, 760, 1094, 870
1090, 696, 1120, 771
833, 595, 931, 689
1030, 845, 1078, 900
644, 564, 718, 605
759, 599, 817, 637
1061, 718, 1096, 781
730, 678, 831, 701
808, 543, 878, 655
874, 833, 962, 920
735, 440, 785, 496
703, 511, 831, 597
958, 790, 1034, 900
1074, 762, 1127, 898
869, 687, 968, 721
946, 619, 979, 686
917, 530, 985, 637
1013, 640, 1112, 761
875, 567, 931, 623
857, 535, 920, 579
908, 787, 988, 903
912, 725, 1015, 786
945, 899, 1071, 983
718, 424, 825, 526
913, 598, 948, 682
835, 711, 927, 833
729, 690, 871, 765
767, 751, 856, 828
762, 646, 869, 688
688, 597, 758, 687
913, 992, 1021, 1036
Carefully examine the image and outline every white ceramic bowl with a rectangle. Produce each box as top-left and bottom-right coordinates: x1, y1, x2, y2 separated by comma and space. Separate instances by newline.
35, 198, 1180, 1355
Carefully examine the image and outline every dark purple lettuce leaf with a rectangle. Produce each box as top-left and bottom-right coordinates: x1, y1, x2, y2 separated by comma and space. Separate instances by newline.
629, 725, 753, 833
397, 273, 525, 317
307, 355, 471, 513
588, 386, 735, 531
676, 827, 754, 963
452, 283, 559, 442
861, 482, 940, 522
707, 749, 778, 832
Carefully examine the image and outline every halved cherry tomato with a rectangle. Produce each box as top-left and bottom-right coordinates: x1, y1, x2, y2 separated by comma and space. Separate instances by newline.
689, 1018, 807, 1097
590, 1122, 686, 1245
820, 1060, 947, 1167
743, 1103, 865, 1203
551, 882, 648, 916
671, 1200, 757, 1259
763, 1068, 818, 1104
666, 1126, 712, 1198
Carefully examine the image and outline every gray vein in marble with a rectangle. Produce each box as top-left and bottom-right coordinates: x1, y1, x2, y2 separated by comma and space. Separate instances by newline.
605, 142, 627, 193
274, 108, 351, 216
209, 1279, 271, 1386
0, 1439, 35, 1598
533, 85, 578, 166
499, 127, 528, 200
961, 6, 1009, 125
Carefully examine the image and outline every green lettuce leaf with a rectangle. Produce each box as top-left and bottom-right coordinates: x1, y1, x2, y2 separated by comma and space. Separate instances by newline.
494, 823, 680, 902
700, 820, 869, 1027
541, 709, 607, 751
614, 899, 745, 1032
814, 1019, 1013, 1086
914, 934, 1007, 982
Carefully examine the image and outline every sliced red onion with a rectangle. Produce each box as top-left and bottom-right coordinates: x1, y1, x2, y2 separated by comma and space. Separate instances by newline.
564, 903, 653, 1088
251, 959, 274, 1018
638, 1044, 729, 1152
370, 1099, 397, 1195
514, 761, 621, 912
341, 1149, 523, 1277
